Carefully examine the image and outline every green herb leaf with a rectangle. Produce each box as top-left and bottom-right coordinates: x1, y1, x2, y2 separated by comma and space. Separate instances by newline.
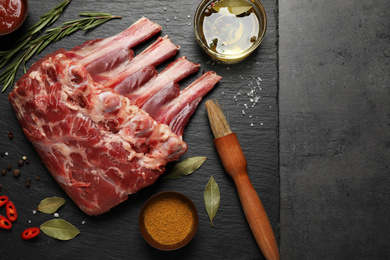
212, 0, 253, 16
79, 12, 112, 17
40, 219, 80, 241
164, 156, 207, 179
37, 196, 66, 214
0, 0, 70, 70
204, 175, 220, 226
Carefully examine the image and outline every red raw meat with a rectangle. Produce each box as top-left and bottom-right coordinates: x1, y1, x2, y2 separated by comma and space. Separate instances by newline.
9, 17, 221, 215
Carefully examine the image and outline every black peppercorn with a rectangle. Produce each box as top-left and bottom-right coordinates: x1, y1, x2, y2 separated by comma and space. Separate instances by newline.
17, 159, 24, 166
1, 169, 6, 175
25, 179, 32, 188
13, 169, 20, 178
6, 165, 12, 171
35, 176, 40, 181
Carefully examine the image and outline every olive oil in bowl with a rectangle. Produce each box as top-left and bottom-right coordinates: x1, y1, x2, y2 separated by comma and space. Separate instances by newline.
194, 0, 267, 63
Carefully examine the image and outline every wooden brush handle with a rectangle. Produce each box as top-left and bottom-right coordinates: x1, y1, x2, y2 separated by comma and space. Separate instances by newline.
234, 173, 280, 260
214, 133, 279, 260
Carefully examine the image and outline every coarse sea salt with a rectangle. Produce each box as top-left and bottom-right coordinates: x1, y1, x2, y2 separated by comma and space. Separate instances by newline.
232, 74, 265, 125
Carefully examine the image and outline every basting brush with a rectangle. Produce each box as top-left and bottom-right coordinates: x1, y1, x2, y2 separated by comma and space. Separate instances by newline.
205, 99, 279, 260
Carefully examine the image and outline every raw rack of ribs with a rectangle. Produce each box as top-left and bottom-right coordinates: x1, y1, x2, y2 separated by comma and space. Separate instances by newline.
8, 17, 222, 215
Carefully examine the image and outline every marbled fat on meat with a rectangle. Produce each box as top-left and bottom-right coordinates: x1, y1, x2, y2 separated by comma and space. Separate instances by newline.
9, 54, 187, 215
8, 17, 221, 215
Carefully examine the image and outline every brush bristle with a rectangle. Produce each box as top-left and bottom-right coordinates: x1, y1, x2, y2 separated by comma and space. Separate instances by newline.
205, 99, 232, 138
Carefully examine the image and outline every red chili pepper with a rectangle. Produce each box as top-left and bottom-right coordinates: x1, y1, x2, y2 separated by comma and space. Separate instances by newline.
0, 196, 9, 207
0, 214, 12, 229
21, 227, 40, 240
5, 201, 17, 222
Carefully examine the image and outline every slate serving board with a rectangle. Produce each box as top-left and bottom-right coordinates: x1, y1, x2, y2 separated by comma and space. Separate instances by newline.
0, 0, 279, 259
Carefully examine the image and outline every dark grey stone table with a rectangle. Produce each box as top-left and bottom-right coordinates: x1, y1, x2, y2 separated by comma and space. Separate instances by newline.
280, 0, 390, 259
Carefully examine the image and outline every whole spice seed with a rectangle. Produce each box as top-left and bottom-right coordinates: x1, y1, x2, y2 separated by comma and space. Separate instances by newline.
8, 132, 13, 139
17, 159, 24, 166
143, 196, 194, 246
13, 169, 20, 178
25, 178, 32, 188
1, 169, 6, 175
6, 165, 12, 171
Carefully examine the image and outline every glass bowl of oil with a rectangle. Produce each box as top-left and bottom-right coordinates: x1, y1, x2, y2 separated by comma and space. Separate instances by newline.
194, 0, 267, 63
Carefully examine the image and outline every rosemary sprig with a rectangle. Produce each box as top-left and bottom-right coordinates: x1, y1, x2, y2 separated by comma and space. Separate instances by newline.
0, 12, 121, 92
0, 0, 71, 69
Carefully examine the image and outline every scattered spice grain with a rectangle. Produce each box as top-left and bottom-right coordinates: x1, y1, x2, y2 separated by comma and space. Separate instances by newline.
25, 179, 31, 188
17, 159, 24, 166
6, 165, 12, 171
143, 196, 194, 246
35, 176, 40, 181
1, 169, 6, 175
8, 132, 13, 139
13, 169, 20, 178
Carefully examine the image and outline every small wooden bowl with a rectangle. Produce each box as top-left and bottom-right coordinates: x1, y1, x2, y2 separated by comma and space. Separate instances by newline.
0, 0, 29, 36
139, 191, 199, 251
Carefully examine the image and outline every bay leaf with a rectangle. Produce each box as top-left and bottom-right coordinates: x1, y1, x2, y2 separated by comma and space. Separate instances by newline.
40, 219, 80, 241
204, 175, 220, 226
37, 196, 65, 214
212, 0, 253, 16
164, 156, 207, 179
